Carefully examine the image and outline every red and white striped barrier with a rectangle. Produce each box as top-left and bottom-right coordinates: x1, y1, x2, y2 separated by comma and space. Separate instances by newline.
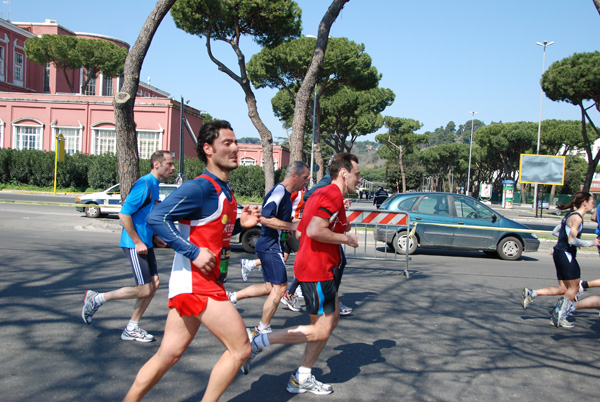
347, 209, 408, 226
345, 207, 410, 278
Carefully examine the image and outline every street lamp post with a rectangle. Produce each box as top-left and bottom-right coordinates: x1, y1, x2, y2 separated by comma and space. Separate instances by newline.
533, 40, 554, 216
467, 111, 478, 196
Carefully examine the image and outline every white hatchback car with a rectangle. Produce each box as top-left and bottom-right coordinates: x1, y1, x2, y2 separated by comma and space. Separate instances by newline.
75, 183, 179, 218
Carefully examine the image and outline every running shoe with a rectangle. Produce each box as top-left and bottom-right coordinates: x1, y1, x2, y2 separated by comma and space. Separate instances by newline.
551, 297, 575, 328
339, 300, 353, 316
121, 326, 156, 342
226, 291, 237, 307
254, 324, 272, 334
280, 293, 302, 312
241, 328, 262, 375
286, 373, 333, 395
549, 317, 574, 328
241, 259, 253, 282
521, 288, 534, 310
575, 280, 584, 302
82, 290, 101, 324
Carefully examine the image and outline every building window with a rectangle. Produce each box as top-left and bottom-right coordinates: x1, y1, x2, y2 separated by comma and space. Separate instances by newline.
92, 129, 116, 155
14, 52, 23, 86
137, 130, 161, 160
15, 125, 42, 150
43, 63, 51, 93
85, 70, 96, 95
102, 75, 113, 96
240, 157, 257, 166
52, 127, 81, 155
0, 46, 5, 81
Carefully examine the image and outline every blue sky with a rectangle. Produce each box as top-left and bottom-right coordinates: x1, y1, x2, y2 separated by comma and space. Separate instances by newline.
6, 0, 600, 142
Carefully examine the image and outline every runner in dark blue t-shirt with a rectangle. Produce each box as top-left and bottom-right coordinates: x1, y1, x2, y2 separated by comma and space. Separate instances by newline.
227, 161, 310, 334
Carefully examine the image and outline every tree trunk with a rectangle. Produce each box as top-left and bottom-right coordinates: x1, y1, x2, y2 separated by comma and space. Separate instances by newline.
594, 0, 600, 16
244, 86, 275, 192
290, 0, 349, 161
314, 93, 324, 181
399, 151, 406, 192
580, 105, 600, 192
113, 0, 176, 201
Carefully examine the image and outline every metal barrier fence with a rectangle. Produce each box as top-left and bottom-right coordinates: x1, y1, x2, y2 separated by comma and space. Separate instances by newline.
343, 207, 411, 278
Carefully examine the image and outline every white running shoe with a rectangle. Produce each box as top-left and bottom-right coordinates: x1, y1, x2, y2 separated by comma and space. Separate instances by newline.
121, 326, 156, 342
240, 328, 262, 375
521, 288, 534, 310
575, 280, 584, 302
241, 259, 253, 282
286, 373, 333, 395
339, 301, 353, 316
82, 290, 101, 324
226, 291, 237, 307
280, 293, 302, 312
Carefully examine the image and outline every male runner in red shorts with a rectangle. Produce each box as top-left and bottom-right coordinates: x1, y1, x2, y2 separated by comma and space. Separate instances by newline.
123, 120, 260, 402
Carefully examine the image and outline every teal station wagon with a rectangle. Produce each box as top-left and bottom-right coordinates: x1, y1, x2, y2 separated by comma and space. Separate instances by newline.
373, 192, 540, 260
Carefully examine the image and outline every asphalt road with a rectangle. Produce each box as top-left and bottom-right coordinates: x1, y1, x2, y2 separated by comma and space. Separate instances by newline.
2, 194, 600, 401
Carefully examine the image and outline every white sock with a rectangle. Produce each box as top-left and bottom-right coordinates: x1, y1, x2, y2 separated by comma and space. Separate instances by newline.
257, 321, 269, 331
254, 333, 270, 349
95, 293, 106, 305
532, 290, 538, 298
297, 366, 312, 382
127, 320, 139, 331
230, 292, 238, 303
249, 260, 257, 269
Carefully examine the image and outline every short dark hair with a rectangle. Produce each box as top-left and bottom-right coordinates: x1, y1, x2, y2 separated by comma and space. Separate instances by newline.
150, 150, 170, 169
196, 120, 233, 163
329, 152, 359, 180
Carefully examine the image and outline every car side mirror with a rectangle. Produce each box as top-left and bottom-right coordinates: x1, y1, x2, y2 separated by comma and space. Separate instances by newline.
492, 214, 497, 223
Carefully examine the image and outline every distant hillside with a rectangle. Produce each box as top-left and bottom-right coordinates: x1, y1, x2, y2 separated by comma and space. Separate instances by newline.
351, 140, 385, 169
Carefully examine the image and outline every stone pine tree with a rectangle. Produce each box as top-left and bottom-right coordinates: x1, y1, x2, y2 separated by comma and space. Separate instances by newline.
289, 0, 350, 163
248, 35, 380, 181
113, 0, 177, 200
541, 51, 600, 192
375, 117, 425, 193
25, 35, 128, 94
170, 0, 303, 194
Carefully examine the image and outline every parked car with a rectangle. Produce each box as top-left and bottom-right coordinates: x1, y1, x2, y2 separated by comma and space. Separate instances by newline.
538, 200, 550, 209
230, 203, 261, 253
373, 192, 540, 260
75, 183, 179, 218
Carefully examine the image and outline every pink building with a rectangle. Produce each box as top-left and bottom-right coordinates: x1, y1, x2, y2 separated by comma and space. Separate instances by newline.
0, 18, 289, 169
0, 18, 201, 160
237, 143, 290, 171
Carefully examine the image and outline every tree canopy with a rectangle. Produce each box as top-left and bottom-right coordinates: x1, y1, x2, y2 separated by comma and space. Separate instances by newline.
249, 35, 387, 178
171, 0, 303, 193
375, 117, 425, 192
25, 35, 128, 94
542, 51, 600, 191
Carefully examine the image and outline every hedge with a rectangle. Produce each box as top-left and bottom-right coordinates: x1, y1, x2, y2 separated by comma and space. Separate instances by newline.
0, 149, 273, 198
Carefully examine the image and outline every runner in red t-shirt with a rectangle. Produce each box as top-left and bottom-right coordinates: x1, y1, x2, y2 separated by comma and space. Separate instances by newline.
244, 152, 360, 395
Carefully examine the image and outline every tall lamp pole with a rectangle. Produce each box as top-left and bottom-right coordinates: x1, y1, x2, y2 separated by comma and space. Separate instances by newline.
533, 40, 554, 215
467, 111, 478, 196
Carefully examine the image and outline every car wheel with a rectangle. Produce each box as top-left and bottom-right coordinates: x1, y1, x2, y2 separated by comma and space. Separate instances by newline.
496, 236, 523, 261
85, 204, 101, 218
393, 231, 417, 255
241, 227, 261, 254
